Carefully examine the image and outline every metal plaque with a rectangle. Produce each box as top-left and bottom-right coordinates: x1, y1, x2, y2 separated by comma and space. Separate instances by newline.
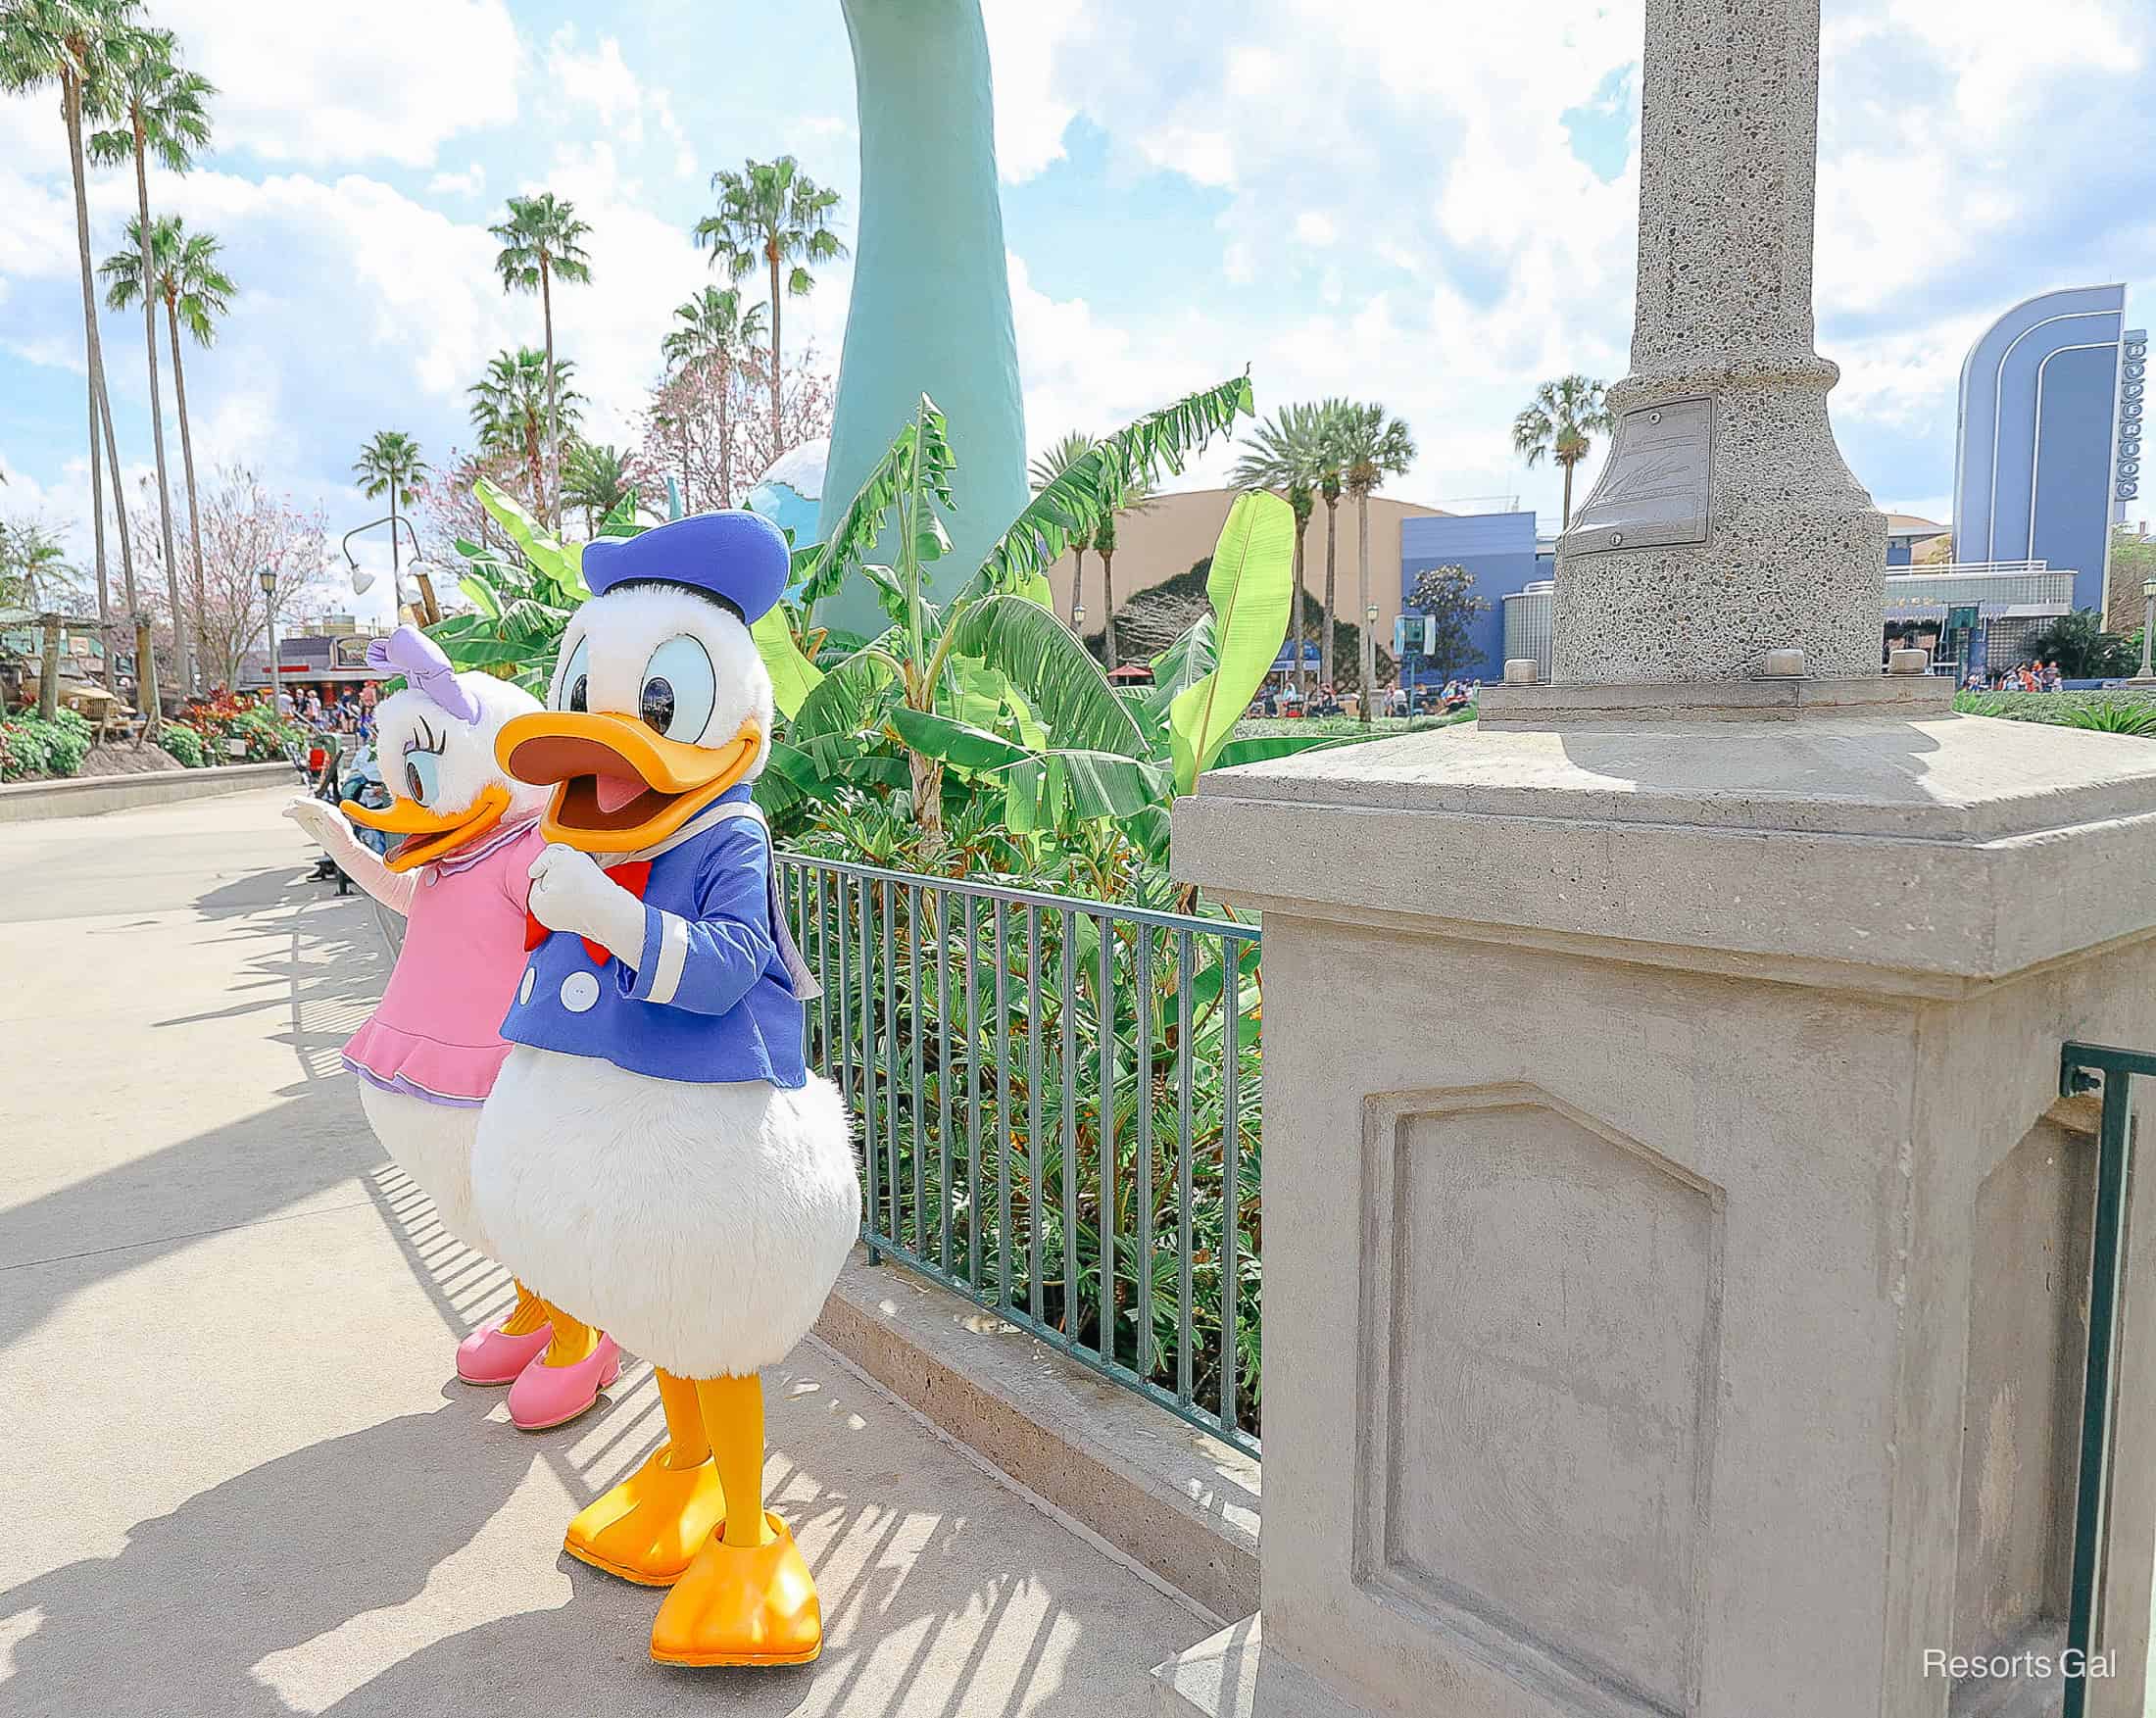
1563, 394, 1713, 555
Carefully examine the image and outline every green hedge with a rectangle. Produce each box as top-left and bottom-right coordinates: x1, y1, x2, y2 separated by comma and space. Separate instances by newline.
0, 709, 95, 781
156, 723, 207, 768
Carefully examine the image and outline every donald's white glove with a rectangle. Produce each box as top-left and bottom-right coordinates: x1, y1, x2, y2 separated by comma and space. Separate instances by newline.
526, 843, 648, 969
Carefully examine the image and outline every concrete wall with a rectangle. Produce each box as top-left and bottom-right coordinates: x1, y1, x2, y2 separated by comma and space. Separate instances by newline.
1047, 487, 1447, 645
1398, 511, 1543, 678
0, 761, 293, 823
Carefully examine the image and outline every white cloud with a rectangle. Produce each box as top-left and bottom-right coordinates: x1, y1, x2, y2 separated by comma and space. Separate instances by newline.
155, 0, 521, 169
982, 0, 2156, 527
426, 164, 487, 199
978, 0, 1086, 180
545, 27, 696, 180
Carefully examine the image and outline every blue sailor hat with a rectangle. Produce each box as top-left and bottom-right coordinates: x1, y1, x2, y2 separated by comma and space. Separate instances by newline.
581, 510, 791, 623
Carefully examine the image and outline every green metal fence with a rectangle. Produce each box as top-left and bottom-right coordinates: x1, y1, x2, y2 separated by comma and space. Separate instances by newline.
777, 852, 1263, 1456
2059, 1042, 2149, 1718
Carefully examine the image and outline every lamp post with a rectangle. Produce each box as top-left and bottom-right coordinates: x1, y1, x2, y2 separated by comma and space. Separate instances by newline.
2137, 575, 2156, 683
1072, 603, 1087, 655
1361, 604, 1381, 724
259, 566, 281, 712
342, 514, 435, 625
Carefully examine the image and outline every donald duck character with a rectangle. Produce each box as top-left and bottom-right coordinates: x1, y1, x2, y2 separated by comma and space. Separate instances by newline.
283, 625, 621, 1430
472, 509, 857, 1668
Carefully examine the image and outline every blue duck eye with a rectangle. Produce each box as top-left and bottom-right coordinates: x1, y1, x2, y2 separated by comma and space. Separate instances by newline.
642, 636, 715, 742
558, 636, 590, 712
403, 748, 440, 806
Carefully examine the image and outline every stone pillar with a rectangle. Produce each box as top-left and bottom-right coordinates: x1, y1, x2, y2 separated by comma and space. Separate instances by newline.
1153, 2, 2156, 1715
1550, 0, 1885, 685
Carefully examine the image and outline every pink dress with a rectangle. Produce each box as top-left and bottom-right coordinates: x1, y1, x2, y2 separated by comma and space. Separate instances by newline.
343, 819, 546, 1105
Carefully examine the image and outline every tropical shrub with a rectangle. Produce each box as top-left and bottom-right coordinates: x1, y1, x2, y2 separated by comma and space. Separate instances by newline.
1956, 689, 2156, 735
0, 709, 94, 780
2023, 609, 2137, 680
169, 691, 304, 763
434, 373, 1352, 898
156, 722, 206, 767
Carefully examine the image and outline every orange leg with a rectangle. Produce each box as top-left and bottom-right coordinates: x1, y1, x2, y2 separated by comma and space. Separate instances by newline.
563, 1366, 725, 1586
649, 1372, 821, 1667
498, 1279, 549, 1338
536, 1299, 602, 1368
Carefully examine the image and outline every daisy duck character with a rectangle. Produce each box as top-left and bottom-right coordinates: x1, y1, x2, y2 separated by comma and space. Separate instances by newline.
284, 625, 621, 1430
472, 510, 857, 1667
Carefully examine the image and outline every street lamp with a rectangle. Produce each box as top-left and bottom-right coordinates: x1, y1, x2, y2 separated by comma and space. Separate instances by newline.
2139, 575, 2156, 683
341, 514, 435, 624
259, 566, 280, 711
1363, 605, 1381, 724
1073, 604, 1087, 633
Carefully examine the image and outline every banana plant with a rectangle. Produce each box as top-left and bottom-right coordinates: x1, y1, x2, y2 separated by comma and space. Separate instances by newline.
774, 376, 1259, 856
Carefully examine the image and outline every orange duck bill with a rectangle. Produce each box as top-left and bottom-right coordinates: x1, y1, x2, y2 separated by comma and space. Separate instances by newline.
341, 784, 512, 872
496, 711, 761, 854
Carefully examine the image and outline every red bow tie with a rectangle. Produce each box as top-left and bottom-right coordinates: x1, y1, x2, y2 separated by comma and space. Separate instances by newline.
525, 859, 652, 965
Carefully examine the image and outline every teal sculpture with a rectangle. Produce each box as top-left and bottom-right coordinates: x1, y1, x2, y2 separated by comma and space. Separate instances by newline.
818, 0, 1030, 635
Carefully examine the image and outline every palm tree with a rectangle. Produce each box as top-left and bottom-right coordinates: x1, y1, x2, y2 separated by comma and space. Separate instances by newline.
696, 156, 847, 458
1089, 473, 1153, 671
1310, 399, 1353, 687
660, 285, 767, 509
1, 521, 74, 610
1233, 402, 1326, 691
468, 348, 582, 518
103, 214, 234, 687
489, 192, 592, 531
1329, 402, 1417, 724
1029, 431, 1099, 628
2, 0, 137, 690
353, 431, 431, 623
1511, 374, 1615, 531
560, 441, 636, 535
89, 23, 211, 693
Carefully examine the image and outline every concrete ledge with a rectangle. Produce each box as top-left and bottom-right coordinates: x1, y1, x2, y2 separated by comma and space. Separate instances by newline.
1477, 672, 1953, 727
812, 1246, 1260, 1620
0, 761, 293, 823
1152, 1617, 1350, 1717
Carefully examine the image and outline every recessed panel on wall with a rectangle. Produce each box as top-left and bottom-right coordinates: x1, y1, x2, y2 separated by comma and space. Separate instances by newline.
1358, 1084, 1724, 1718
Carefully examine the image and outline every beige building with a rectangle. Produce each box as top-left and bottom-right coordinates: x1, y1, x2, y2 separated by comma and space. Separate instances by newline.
1046, 487, 1449, 666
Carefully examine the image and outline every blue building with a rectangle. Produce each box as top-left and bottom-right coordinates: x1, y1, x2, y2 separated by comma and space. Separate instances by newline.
1398, 510, 1544, 681
1954, 284, 2139, 615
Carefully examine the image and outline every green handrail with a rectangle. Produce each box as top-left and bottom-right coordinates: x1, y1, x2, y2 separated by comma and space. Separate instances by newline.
2059, 1042, 2155, 1718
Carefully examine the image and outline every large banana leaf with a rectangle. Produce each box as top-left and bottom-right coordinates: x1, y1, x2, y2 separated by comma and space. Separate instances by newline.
786, 646, 902, 744
1167, 490, 1295, 796
796, 395, 956, 607
997, 750, 1172, 831
1147, 612, 1215, 722
476, 477, 588, 600
886, 706, 1031, 772
964, 373, 1255, 598
946, 593, 1154, 759
1210, 732, 1353, 769
751, 605, 825, 719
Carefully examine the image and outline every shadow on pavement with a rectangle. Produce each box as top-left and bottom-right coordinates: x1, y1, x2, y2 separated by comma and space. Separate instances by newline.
2, 808, 1184, 1715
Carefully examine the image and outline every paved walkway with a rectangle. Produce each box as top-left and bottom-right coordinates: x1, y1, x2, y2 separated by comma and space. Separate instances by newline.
0, 787, 1204, 1717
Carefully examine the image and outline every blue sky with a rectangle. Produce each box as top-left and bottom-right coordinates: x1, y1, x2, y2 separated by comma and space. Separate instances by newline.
3, 0, 2153, 626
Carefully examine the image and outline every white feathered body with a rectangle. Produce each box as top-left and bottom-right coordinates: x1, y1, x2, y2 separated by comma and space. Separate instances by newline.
472, 1047, 858, 1377
358, 1083, 489, 1257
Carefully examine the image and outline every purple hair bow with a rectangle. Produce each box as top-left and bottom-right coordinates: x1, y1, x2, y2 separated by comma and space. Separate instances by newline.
367, 624, 481, 726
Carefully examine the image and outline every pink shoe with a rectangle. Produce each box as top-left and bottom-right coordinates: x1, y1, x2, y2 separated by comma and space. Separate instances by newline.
509, 1335, 622, 1431
457, 1318, 554, 1386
